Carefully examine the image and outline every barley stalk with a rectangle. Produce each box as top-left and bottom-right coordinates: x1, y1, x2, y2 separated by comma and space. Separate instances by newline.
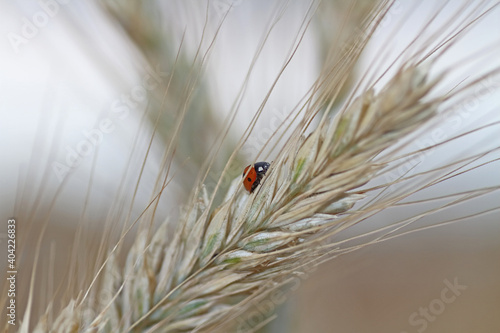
10, 1, 500, 333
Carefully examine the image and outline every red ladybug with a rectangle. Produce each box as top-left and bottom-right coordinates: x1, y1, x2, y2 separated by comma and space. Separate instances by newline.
242, 161, 270, 193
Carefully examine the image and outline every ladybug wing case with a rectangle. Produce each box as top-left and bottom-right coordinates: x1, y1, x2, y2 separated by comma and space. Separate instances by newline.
243, 166, 258, 192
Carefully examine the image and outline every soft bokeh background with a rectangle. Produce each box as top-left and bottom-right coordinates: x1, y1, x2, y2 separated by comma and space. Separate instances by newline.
1, 0, 499, 332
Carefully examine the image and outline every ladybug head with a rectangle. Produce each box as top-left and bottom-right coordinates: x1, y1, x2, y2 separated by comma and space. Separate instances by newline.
253, 161, 270, 174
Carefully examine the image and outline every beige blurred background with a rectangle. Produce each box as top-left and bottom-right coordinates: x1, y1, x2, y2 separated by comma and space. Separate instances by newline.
1, 1, 499, 332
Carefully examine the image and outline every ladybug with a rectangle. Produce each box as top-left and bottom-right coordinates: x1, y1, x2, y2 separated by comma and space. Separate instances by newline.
242, 161, 270, 193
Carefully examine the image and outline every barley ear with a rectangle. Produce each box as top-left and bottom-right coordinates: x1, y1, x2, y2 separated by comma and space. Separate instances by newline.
122, 61, 444, 332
